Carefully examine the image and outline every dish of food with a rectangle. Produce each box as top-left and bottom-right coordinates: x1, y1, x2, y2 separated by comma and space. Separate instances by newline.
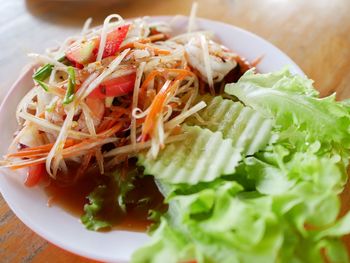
1, 10, 350, 263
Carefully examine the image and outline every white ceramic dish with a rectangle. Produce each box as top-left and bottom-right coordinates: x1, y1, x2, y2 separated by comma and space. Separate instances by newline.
0, 16, 303, 262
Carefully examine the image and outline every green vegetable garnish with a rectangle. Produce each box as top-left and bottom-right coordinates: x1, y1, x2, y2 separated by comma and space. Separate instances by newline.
63, 66, 76, 105
132, 69, 350, 263
81, 168, 147, 231
32, 63, 53, 91
80, 185, 111, 231
112, 169, 136, 212
57, 55, 72, 66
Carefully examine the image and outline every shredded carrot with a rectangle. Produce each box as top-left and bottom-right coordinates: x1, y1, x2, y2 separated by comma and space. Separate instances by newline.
138, 68, 196, 107
118, 42, 135, 52
97, 118, 120, 133
98, 122, 123, 137
97, 109, 126, 133
235, 55, 253, 72
96, 120, 110, 134
7, 139, 76, 158
170, 125, 182, 135
180, 91, 193, 104
105, 120, 119, 130
167, 102, 181, 109
172, 60, 183, 69
136, 117, 146, 126
75, 152, 93, 180
110, 106, 131, 115
7, 126, 121, 161
162, 68, 196, 78
251, 54, 264, 67
133, 42, 171, 55
147, 33, 167, 42
183, 51, 190, 70
155, 77, 165, 93
139, 70, 162, 96
140, 75, 185, 141
119, 34, 167, 52
10, 159, 46, 170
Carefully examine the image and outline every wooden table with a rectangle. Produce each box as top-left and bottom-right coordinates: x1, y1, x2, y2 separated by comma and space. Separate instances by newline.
1, 0, 349, 262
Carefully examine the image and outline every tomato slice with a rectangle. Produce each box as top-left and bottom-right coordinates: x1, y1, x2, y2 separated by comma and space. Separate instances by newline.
102, 24, 130, 59
25, 164, 45, 187
66, 39, 98, 66
66, 24, 130, 66
88, 72, 136, 99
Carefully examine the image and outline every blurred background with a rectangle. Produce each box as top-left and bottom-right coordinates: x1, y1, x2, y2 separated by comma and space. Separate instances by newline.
1, 0, 350, 261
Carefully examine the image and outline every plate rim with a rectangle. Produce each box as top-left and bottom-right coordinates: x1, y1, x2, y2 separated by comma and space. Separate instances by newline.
0, 15, 304, 262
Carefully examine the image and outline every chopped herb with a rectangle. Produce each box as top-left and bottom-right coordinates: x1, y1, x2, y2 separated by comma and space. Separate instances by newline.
57, 55, 72, 66
32, 63, 53, 91
63, 66, 76, 105
112, 169, 137, 212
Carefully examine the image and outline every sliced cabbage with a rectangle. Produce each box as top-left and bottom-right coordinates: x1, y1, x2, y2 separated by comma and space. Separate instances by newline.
139, 96, 276, 185
189, 96, 274, 155
139, 126, 242, 184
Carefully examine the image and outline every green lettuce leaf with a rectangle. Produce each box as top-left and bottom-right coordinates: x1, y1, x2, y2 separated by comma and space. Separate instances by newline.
224, 68, 350, 151
132, 218, 196, 263
81, 185, 111, 231
81, 168, 139, 231
133, 69, 350, 263
112, 169, 136, 212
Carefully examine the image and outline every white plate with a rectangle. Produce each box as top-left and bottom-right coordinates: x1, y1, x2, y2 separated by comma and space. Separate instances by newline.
0, 16, 303, 262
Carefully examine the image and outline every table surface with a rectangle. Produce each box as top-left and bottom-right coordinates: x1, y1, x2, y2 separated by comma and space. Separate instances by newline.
1, 0, 350, 262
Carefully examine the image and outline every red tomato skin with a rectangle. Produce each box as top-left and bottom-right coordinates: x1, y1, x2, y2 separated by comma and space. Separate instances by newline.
102, 24, 130, 58
25, 164, 45, 187
88, 72, 136, 99
65, 24, 130, 66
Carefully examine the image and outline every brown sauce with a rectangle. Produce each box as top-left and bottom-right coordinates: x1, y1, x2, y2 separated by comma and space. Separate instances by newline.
44, 165, 350, 258
44, 169, 165, 232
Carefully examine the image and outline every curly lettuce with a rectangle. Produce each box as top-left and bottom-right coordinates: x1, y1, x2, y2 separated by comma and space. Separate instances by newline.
132, 68, 350, 263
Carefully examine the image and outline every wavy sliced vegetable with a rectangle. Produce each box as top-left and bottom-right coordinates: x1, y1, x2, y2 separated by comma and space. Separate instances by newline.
134, 69, 350, 263
139, 126, 242, 184
188, 96, 274, 155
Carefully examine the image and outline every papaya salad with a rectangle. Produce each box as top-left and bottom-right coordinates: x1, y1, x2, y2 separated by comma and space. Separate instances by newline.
1, 15, 253, 182
2, 11, 350, 263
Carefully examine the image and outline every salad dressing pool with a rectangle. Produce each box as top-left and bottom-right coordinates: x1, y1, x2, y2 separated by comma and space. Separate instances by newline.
44, 169, 165, 232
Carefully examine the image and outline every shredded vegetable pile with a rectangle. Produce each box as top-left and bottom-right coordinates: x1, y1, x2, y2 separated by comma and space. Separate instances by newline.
2, 10, 350, 263
0, 14, 253, 182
